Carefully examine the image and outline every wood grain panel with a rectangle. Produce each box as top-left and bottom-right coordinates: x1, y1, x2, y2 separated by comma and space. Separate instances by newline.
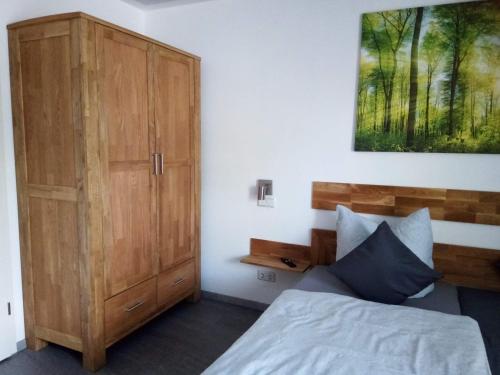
18, 20, 69, 41
27, 184, 77, 202
157, 260, 195, 307
9, 20, 83, 352
9, 26, 46, 351
191, 58, 201, 302
240, 239, 311, 273
104, 277, 157, 345
311, 228, 500, 292
29, 198, 81, 337
78, 18, 107, 371
154, 48, 192, 162
250, 238, 311, 261
8, 12, 201, 61
34, 326, 82, 352
20, 34, 76, 187
155, 46, 195, 271
158, 166, 193, 269
105, 282, 192, 349
310, 229, 337, 266
312, 181, 500, 225
97, 25, 156, 300
105, 166, 155, 298
241, 255, 310, 273
100, 26, 149, 162
433, 244, 500, 291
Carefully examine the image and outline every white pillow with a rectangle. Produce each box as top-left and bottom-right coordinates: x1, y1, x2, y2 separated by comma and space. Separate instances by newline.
335, 205, 435, 298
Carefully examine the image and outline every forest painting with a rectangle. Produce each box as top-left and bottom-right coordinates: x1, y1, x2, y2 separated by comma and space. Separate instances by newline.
355, 1, 500, 153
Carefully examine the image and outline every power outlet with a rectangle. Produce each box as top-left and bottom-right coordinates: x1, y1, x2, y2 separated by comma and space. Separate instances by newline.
257, 270, 276, 283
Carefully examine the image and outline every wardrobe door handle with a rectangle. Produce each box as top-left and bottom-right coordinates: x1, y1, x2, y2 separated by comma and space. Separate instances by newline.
152, 153, 159, 175
160, 153, 164, 175
125, 300, 145, 312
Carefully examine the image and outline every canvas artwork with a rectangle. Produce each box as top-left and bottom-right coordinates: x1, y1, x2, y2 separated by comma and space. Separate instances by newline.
354, 1, 499, 153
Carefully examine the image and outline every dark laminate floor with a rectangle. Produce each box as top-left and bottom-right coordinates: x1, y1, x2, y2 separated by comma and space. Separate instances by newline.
458, 287, 500, 375
0, 298, 262, 375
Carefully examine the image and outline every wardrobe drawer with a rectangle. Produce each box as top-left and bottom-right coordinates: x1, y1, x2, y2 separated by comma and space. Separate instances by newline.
105, 277, 157, 345
158, 260, 195, 306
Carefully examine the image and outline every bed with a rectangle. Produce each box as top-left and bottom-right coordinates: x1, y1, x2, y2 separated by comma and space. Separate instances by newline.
295, 266, 500, 374
204, 182, 500, 375
203, 289, 490, 374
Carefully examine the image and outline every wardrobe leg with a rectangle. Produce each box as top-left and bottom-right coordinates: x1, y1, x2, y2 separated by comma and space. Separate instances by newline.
82, 346, 106, 372
187, 290, 201, 303
27, 336, 48, 351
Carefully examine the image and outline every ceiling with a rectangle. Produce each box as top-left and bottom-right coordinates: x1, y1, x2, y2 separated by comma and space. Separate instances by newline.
129, 0, 177, 4
121, 0, 211, 9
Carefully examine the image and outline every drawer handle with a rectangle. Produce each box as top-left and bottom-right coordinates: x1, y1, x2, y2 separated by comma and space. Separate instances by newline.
173, 278, 185, 286
125, 300, 145, 312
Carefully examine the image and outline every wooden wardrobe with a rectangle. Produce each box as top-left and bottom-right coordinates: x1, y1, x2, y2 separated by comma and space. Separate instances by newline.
8, 12, 200, 371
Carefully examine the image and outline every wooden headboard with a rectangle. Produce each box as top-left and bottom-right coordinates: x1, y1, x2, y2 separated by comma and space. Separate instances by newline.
310, 181, 500, 292
310, 229, 500, 292
312, 181, 500, 225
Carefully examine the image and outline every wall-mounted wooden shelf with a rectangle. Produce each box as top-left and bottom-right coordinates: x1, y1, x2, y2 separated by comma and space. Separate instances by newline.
241, 255, 310, 273
240, 238, 312, 273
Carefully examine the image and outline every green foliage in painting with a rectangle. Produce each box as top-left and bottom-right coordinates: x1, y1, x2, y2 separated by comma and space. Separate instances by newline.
355, 1, 500, 153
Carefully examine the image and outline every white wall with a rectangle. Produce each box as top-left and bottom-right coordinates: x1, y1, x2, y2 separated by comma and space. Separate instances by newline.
0, 0, 145, 344
2, 0, 499, 346
144, 0, 500, 305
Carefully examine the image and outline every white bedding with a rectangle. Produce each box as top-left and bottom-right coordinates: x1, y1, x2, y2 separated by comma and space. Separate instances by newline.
203, 289, 491, 375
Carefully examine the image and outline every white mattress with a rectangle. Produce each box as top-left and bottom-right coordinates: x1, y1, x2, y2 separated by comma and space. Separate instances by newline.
203, 289, 491, 375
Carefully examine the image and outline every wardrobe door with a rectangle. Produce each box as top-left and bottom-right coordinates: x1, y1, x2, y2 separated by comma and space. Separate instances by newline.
154, 47, 195, 271
96, 25, 157, 298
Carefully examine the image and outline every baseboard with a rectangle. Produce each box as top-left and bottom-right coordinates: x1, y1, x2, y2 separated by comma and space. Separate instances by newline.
201, 291, 269, 312
16, 339, 26, 352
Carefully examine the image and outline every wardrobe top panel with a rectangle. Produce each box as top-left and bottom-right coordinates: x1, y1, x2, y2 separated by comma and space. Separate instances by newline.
7, 11, 201, 61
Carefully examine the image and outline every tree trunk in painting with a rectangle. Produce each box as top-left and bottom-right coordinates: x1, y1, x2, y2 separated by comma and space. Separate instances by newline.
447, 51, 460, 137
470, 85, 476, 138
373, 82, 378, 131
406, 7, 423, 148
383, 53, 397, 134
425, 66, 431, 139
490, 90, 494, 116
365, 11, 413, 135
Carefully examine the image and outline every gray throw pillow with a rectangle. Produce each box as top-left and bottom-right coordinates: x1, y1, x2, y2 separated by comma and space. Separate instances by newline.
330, 221, 442, 305
335, 205, 435, 298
